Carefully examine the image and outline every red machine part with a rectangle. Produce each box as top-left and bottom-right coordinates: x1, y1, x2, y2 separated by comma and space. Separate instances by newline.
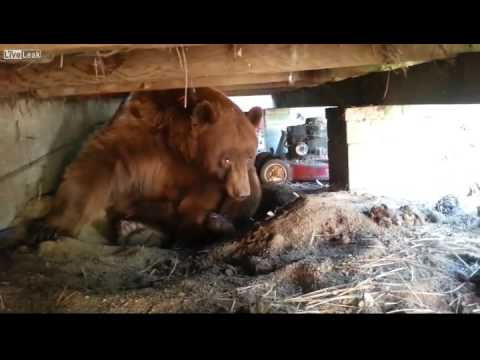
289, 162, 329, 182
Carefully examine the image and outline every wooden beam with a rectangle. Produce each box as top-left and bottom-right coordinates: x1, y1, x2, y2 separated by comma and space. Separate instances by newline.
32, 65, 385, 98
273, 52, 480, 108
222, 88, 292, 97
326, 108, 349, 190
31, 71, 304, 98
16, 62, 429, 99
0, 44, 208, 56
221, 62, 428, 96
1, 44, 479, 97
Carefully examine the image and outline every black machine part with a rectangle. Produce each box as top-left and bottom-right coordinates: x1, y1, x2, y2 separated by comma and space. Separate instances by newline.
275, 130, 288, 157
286, 117, 327, 160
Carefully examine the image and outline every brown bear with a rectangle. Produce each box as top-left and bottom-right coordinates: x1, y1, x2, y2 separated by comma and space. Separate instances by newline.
27, 87, 263, 247
117, 163, 262, 247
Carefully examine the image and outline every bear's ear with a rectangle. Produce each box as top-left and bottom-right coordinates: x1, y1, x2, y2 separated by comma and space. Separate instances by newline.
192, 100, 217, 125
246, 106, 263, 128
128, 99, 142, 119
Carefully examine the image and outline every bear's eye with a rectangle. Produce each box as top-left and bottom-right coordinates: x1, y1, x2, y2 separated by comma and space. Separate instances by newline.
222, 158, 231, 168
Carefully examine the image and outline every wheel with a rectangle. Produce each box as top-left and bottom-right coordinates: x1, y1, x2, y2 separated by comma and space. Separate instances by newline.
255, 152, 274, 172
259, 159, 292, 185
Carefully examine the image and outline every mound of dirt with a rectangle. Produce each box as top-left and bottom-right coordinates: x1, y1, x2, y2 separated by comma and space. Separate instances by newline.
210, 194, 382, 265
1, 191, 479, 314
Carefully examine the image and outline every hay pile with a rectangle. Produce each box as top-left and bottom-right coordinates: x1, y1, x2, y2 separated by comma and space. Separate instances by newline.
234, 193, 480, 314
279, 227, 480, 313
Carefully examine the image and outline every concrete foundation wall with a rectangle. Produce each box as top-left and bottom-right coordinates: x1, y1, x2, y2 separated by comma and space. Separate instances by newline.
347, 105, 480, 206
0, 97, 122, 228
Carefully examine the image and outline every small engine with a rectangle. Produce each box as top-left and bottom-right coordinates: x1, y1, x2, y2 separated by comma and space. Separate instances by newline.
255, 116, 329, 185
286, 117, 328, 161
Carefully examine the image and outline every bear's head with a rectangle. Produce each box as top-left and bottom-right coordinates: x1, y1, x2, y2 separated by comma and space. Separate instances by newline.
188, 91, 262, 201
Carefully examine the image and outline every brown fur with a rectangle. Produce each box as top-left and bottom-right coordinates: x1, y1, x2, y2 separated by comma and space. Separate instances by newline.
29, 88, 263, 246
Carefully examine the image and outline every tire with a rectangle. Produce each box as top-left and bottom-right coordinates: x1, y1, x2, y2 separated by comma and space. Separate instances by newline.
259, 159, 292, 185
255, 152, 274, 172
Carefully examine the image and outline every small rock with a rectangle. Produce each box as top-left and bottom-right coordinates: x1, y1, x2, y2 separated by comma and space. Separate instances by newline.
16, 245, 30, 254
269, 234, 286, 253
266, 211, 275, 217
250, 257, 275, 275
318, 260, 334, 273
118, 221, 169, 248
225, 268, 234, 277
363, 292, 375, 307
378, 218, 393, 228
392, 214, 402, 226
435, 195, 461, 216
368, 204, 395, 227
425, 209, 446, 224
398, 205, 425, 226
340, 233, 351, 244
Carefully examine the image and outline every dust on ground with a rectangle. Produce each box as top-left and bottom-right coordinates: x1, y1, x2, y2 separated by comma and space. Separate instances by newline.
1, 187, 480, 314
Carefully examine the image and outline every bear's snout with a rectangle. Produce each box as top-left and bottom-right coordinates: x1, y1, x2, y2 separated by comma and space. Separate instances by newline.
232, 191, 250, 201
227, 182, 251, 201
226, 162, 251, 201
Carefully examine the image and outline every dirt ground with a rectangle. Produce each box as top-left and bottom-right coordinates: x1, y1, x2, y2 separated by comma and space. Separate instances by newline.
1, 186, 480, 314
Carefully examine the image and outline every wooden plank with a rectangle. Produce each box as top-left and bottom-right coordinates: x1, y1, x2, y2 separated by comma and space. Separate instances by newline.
220, 63, 424, 96
21, 62, 427, 98
32, 71, 303, 98
218, 65, 392, 93
0, 44, 208, 56
1, 44, 479, 97
22, 67, 364, 98
222, 88, 282, 96
272, 52, 480, 108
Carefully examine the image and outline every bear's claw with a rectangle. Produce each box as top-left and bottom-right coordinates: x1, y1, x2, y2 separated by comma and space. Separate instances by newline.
26, 220, 60, 245
205, 212, 236, 235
